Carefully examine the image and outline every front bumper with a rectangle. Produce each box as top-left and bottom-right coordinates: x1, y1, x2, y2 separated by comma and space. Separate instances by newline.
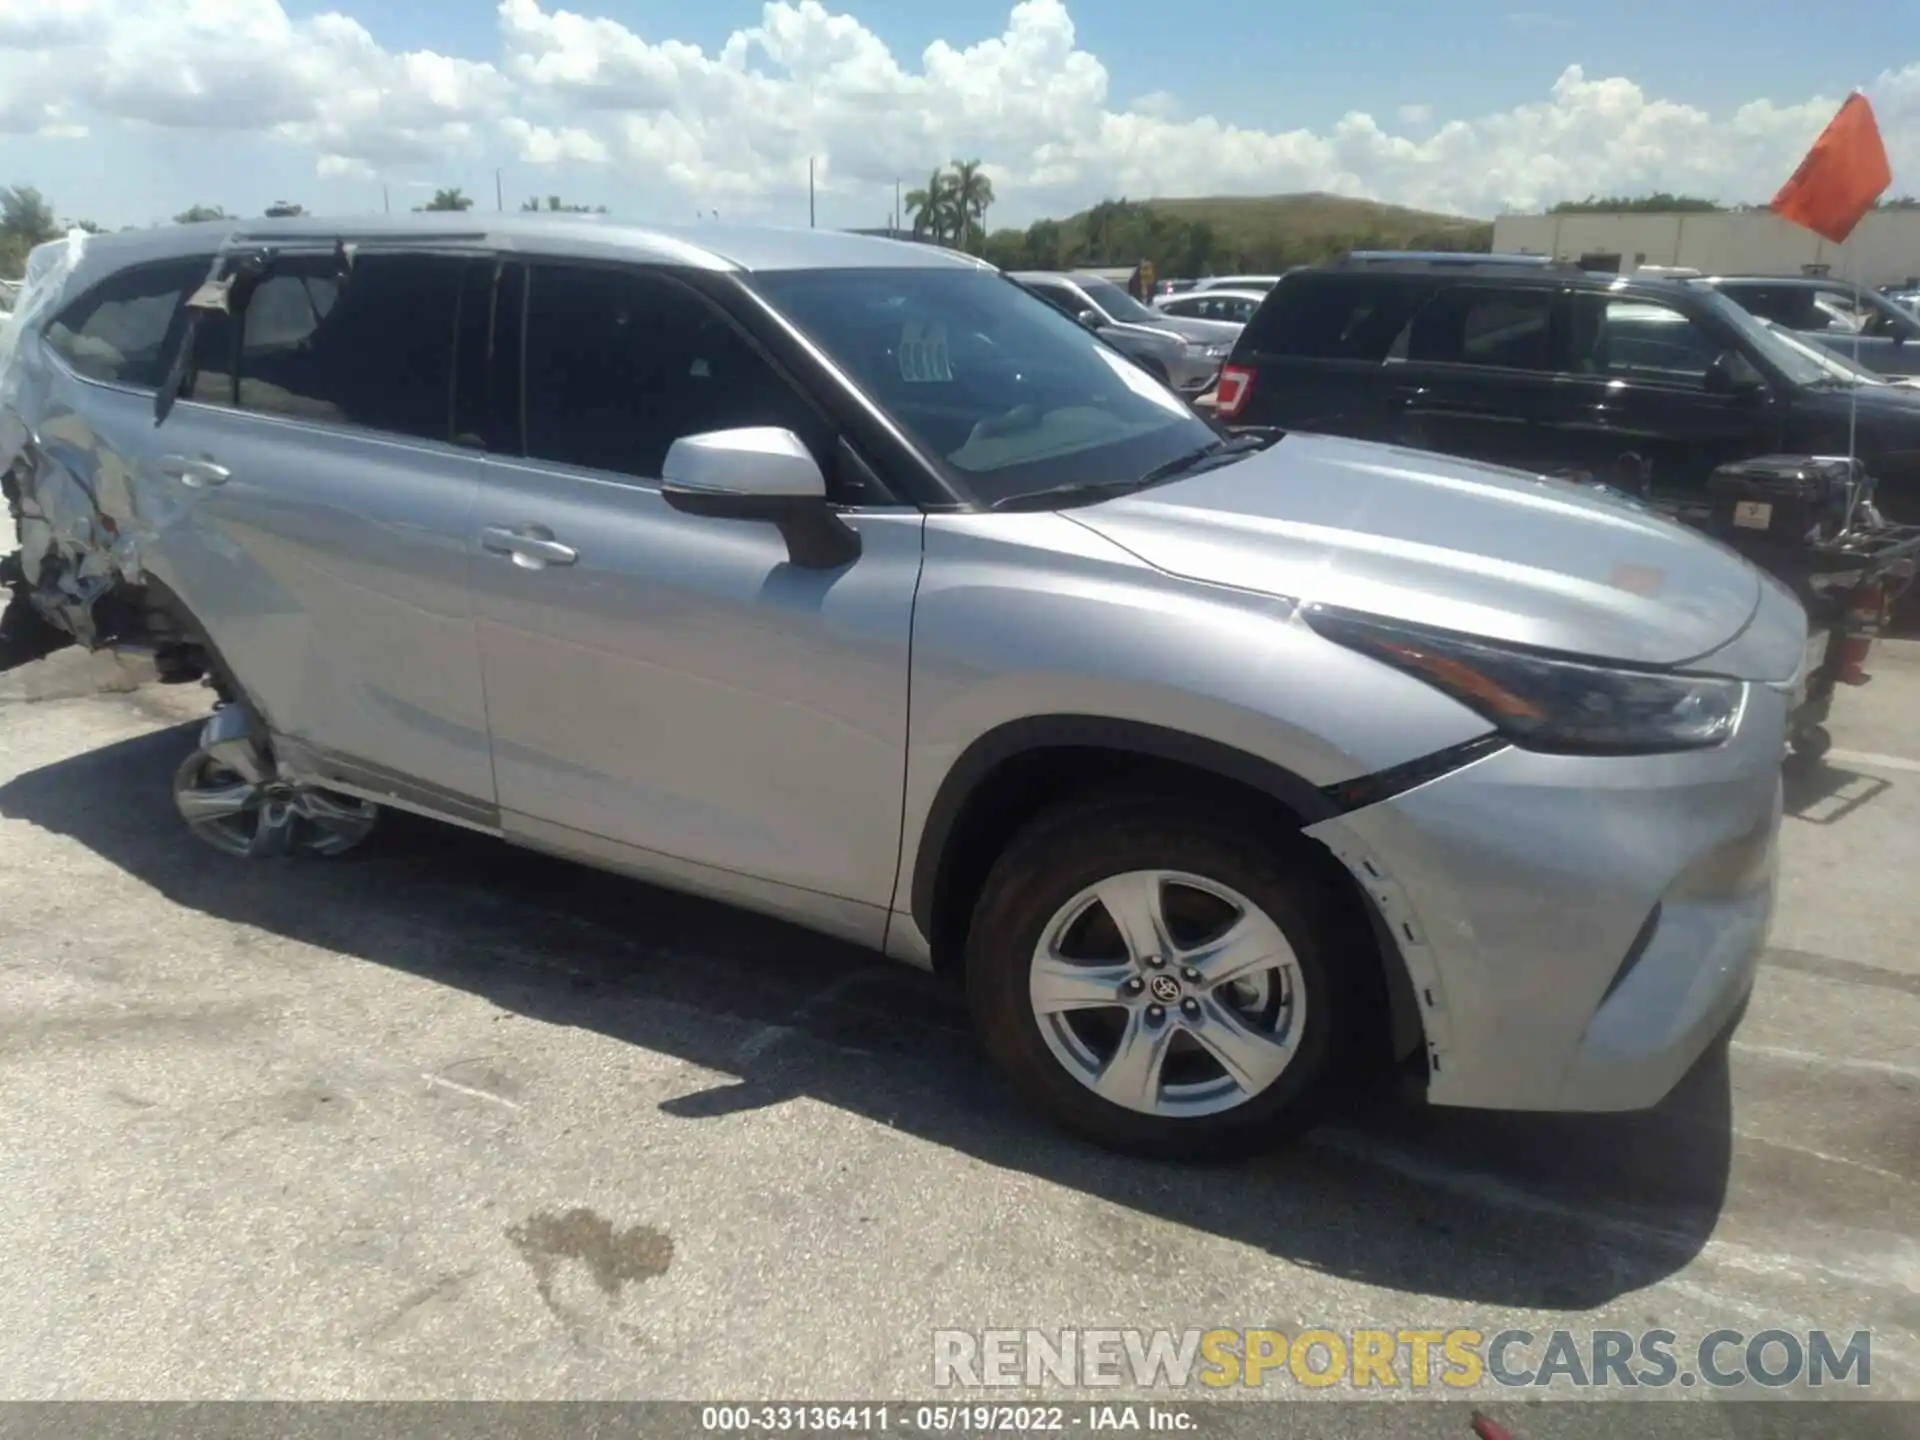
1305, 682, 1786, 1114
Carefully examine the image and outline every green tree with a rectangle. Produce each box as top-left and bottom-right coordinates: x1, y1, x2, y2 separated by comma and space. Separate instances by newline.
174, 203, 230, 224
1549, 193, 1725, 214
1, 185, 59, 245
1, 185, 60, 278
415, 187, 473, 213
521, 194, 607, 213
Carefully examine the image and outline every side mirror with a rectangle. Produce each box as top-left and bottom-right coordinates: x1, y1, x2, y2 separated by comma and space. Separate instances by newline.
661, 426, 861, 569
1704, 350, 1767, 400
1076, 309, 1103, 330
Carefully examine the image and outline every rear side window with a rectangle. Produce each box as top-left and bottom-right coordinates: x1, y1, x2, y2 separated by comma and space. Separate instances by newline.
1239, 278, 1432, 362
45, 256, 210, 389
1718, 285, 1818, 330
189, 252, 466, 442
1386, 286, 1553, 369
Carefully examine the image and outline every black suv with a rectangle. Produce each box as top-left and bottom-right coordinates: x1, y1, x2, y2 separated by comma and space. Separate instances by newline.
1214, 255, 1920, 521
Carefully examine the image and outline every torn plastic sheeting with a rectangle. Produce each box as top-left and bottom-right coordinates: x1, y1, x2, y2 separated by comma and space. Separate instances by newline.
2, 228, 93, 580
0, 228, 90, 425
0, 228, 137, 650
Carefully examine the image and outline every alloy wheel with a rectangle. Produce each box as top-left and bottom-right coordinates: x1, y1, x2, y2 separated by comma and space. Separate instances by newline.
1028, 868, 1305, 1118
172, 747, 379, 858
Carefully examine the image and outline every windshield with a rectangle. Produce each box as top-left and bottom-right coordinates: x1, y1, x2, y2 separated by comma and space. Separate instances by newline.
1827, 285, 1920, 337
1080, 278, 1166, 326
754, 267, 1216, 507
1756, 317, 1885, 385
1690, 288, 1834, 387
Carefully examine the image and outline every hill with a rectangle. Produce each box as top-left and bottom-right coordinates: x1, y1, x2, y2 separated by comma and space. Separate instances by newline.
979, 191, 1493, 276
1142, 193, 1490, 254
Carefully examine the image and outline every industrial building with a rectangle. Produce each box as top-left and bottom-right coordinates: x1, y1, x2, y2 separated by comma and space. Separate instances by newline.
1491, 208, 1920, 286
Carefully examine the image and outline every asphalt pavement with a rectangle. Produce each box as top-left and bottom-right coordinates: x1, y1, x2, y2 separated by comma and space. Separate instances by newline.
0, 564, 1916, 1412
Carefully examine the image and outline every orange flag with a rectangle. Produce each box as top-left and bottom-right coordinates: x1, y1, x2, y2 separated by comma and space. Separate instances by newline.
1771, 92, 1893, 244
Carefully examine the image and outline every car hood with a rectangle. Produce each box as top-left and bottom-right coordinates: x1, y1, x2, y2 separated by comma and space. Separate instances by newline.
1104, 320, 1186, 349
1798, 380, 1920, 415
1071, 434, 1764, 668
1146, 313, 1242, 343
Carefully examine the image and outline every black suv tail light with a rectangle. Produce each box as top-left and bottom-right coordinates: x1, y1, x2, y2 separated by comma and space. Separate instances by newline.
1214, 363, 1256, 419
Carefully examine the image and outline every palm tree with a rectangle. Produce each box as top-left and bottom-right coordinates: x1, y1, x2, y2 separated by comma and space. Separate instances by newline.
949, 160, 995, 250
904, 169, 956, 245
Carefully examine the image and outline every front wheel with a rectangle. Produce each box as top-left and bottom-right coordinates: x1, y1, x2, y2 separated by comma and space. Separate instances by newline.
965, 790, 1362, 1159
173, 746, 380, 858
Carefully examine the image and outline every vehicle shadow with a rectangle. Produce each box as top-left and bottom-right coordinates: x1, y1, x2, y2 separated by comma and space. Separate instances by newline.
0, 722, 1735, 1311
1783, 760, 1892, 825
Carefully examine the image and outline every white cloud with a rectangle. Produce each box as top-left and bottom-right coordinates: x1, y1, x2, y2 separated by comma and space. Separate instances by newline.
0, 0, 1914, 225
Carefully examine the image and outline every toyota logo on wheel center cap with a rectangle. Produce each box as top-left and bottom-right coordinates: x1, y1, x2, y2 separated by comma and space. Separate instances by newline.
1148, 974, 1182, 1004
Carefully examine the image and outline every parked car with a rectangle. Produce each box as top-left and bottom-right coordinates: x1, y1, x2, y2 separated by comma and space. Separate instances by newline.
1011, 269, 1235, 394
1697, 275, 1920, 379
1153, 287, 1267, 325
1190, 273, 1290, 294
1214, 254, 1920, 522
1757, 315, 1920, 392
1, 218, 1797, 1158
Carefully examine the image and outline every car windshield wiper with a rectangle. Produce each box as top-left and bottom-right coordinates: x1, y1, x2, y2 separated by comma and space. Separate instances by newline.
990, 434, 1269, 513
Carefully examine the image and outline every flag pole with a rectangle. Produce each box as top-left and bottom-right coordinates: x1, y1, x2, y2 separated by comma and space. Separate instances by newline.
1847, 233, 1862, 471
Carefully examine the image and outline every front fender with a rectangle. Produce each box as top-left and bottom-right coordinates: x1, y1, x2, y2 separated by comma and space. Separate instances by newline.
892, 510, 1491, 923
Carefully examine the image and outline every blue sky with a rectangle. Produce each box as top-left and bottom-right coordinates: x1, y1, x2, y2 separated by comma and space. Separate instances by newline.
1, 0, 1911, 231
296, 0, 1881, 130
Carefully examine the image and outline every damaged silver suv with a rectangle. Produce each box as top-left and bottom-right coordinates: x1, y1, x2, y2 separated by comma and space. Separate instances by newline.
1, 216, 1802, 1157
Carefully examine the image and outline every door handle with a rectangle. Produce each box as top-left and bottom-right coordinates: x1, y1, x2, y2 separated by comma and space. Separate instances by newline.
479, 524, 579, 570
159, 455, 231, 488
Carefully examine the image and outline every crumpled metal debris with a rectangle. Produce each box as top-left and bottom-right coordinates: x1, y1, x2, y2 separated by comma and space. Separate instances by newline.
2, 229, 97, 664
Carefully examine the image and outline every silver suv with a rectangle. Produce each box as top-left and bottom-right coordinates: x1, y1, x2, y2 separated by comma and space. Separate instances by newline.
1010, 270, 1230, 394
0, 216, 1802, 1157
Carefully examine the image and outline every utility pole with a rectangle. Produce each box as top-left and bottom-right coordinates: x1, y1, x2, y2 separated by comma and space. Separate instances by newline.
894, 177, 902, 238
495, 168, 504, 213
808, 157, 816, 228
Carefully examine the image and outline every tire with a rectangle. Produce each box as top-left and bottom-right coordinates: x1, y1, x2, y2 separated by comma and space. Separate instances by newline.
1784, 724, 1832, 774
965, 787, 1369, 1159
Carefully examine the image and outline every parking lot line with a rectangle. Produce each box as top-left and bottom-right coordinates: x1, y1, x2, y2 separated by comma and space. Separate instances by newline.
1730, 1040, 1920, 1082
1826, 747, 1920, 774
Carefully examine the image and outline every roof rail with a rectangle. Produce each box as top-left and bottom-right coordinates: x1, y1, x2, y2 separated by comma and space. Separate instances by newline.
1330, 250, 1578, 272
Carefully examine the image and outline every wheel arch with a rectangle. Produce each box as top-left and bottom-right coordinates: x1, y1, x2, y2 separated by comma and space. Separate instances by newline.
907, 714, 1426, 1069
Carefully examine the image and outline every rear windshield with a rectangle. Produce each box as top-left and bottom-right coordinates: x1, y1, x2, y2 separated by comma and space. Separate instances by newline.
753, 267, 1214, 508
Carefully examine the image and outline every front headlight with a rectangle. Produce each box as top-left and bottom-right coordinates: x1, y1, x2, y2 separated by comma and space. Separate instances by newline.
1201, 342, 1232, 360
1304, 605, 1745, 755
